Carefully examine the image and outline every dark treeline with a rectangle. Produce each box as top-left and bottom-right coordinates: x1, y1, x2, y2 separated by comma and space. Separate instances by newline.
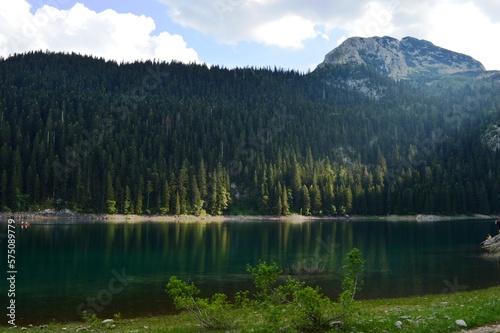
1, 51, 500, 215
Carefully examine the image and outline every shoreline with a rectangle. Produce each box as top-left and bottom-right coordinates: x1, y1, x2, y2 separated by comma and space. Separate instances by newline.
0, 210, 495, 223
2, 285, 499, 331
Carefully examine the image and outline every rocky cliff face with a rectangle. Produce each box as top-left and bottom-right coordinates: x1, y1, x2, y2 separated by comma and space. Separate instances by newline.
317, 36, 485, 79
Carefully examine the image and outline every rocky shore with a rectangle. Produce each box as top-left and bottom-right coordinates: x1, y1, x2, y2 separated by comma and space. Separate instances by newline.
0, 210, 495, 223
0, 209, 351, 223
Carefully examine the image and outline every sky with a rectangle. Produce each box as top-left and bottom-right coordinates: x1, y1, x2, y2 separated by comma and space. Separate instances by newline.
1, 0, 500, 72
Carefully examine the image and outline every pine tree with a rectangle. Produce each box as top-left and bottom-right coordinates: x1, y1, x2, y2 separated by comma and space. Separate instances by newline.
160, 180, 171, 214
106, 172, 117, 214
135, 176, 144, 214
291, 162, 302, 212
276, 194, 282, 216
281, 184, 290, 215
310, 184, 322, 215
178, 161, 190, 214
115, 176, 123, 213
216, 164, 230, 214
175, 191, 181, 215
146, 180, 153, 212
345, 187, 353, 213
302, 185, 311, 216
10, 150, 23, 208
208, 170, 218, 215
260, 169, 270, 213
198, 159, 208, 198
124, 185, 133, 214
424, 192, 435, 214
190, 175, 202, 215
12, 188, 28, 212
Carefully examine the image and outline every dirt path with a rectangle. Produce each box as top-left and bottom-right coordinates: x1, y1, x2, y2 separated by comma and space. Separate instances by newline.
462, 324, 500, 333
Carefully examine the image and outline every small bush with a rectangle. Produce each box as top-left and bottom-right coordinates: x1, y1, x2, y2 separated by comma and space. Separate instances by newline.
291, 285, 339, 331
166, 248, 365, 332
166, 276, 233, 330
245, 248, 365, 332
339, 247, 365, 313
81, 311, 101, 328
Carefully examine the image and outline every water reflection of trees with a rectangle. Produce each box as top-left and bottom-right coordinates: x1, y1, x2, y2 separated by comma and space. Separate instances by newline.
17, 220, 499, 299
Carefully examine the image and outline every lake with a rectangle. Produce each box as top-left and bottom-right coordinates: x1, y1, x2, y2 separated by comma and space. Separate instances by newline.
4, 218, 500, 325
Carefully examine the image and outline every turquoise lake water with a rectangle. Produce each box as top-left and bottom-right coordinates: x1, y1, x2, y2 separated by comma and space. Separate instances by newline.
2, 219, 499, 325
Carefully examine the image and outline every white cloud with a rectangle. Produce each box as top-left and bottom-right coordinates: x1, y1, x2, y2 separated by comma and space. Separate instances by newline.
253, 16, 318, 49
159, 0, 500, 70
2, 0, 499, 70
423, 1, 500, 71
0, 0, 200, 64
158, 0, 365, 47
344, 0, 500, 70
343, 1, 396, 38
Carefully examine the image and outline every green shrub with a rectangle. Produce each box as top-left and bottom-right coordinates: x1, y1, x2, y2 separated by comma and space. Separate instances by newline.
81, 310, 101, 328
290, 285, 338, 331
246, 261, 292, 304
339, 247, 365, 314
166, 248, 365, 332
166, 276, 233, 330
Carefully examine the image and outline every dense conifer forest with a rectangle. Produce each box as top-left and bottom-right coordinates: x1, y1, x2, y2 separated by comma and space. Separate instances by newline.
1, 51, 500, 215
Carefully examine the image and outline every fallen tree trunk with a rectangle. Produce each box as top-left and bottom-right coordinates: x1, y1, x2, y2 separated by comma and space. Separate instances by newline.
481, 234, 500, 253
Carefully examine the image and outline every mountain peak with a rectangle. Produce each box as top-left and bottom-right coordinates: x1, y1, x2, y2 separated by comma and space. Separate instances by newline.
317, 36, 485, 79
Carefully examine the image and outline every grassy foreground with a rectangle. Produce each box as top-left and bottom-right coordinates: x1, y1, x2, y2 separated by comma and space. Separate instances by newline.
3, 286, 499, 333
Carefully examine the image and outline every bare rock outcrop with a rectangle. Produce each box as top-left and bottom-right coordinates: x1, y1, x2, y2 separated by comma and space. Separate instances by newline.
481, 234, 500, 253
317, 36, 485, 79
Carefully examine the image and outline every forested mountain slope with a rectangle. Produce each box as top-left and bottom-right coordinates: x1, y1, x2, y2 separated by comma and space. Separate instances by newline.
1, 48, 500, 215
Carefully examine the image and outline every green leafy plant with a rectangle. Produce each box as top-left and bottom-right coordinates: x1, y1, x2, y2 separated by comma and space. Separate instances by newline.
246, 261, 289, 304
291, 285, 339, 332
234, 290, 251, 308
339, 247, 365, 312
81, 310, 102, 328
288, 249, 364, 332
166, 276, 233, 330
166, 248, 365, 332
245, 248, 365, 332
